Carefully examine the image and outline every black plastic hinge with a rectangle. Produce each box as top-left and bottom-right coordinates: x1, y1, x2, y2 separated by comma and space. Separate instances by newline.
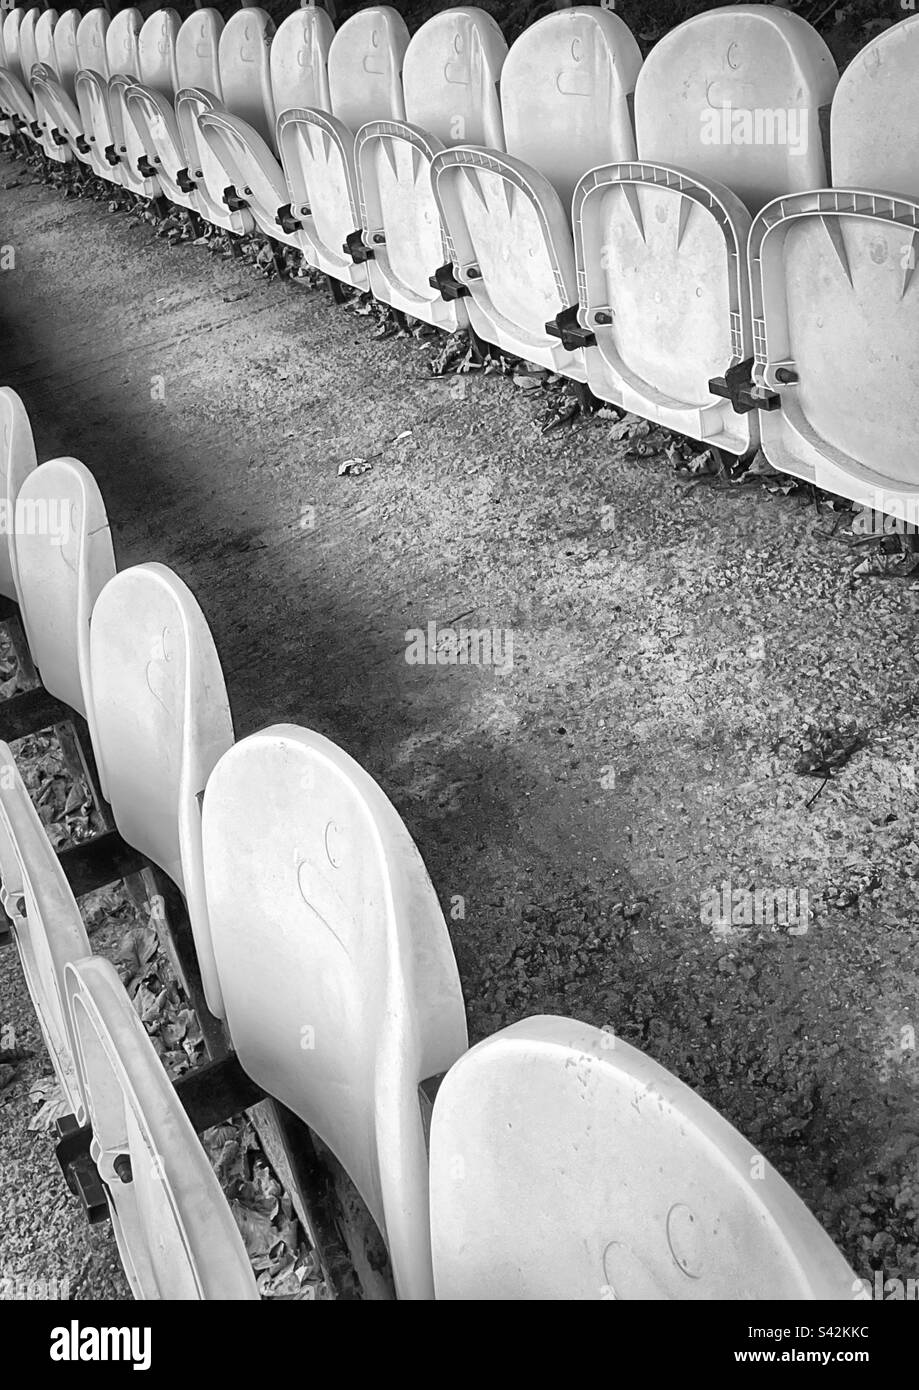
137, 154, 157, 178
175, 166, 197, 193
75, 133, 91, 155
276, 203, 302, 235
29, 120, 43, 140
429, 262, 469, 301
54, 1116, 110, 1225
103, 143, 120, 167
343, 228, 373, 263
546, 304, 595, 351
222, 185, 248, 211
708, 357, 780, 414
50, 127, 68, 147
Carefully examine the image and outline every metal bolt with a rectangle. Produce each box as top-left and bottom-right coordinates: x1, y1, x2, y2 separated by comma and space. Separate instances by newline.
775, 367, 798, 385
467, 265, 481, 280
371, 232, 385, 245
14, 896, 25, 917
595, 311, 612, 325
300, 205, 310, 216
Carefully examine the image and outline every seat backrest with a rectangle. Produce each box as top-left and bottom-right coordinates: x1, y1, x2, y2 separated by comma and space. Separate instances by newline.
501, 6, 641, 209
137, 7, 179, 100
2, 9, 23, 83
201, 724, 469, 1300
175, 7, 222, 97
15, 457, 115, 733
104, 5, 141, 82
89, 563, 233, 1020
0, 386, 37, 602
66, 956, 258, 1299
635, 5, 837, 215
328, 5, 408, 131
217, 6, 275, 146
52, 7, 80, 97
0, 742, 91, 1125
34, 7, 57, 73
430, 1015, 858, 1299
75, 6, 109, 79
830, 14, 919, 201
270, 4, 333, 118
18, 4, 38, 77
403, 7, 506, 150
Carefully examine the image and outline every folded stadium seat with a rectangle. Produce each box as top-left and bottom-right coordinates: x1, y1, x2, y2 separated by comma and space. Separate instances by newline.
429, 1016, 858, 1299
196, 3, 333, 255
30, 8, 76, 162
34, 5, 57, 70
106, 9, 180, 199
0, 4, 42, 146
75, 5, 141, 187
354, 7, 506, 328
32, 4, 112, 172
173, 4, 277, 237
0, 17, 10, 137
14, 457, 116, 793
274, 5, 410, 291
429, 7, 639, 373
66, 956, 259, 1299
17, 3, 39, 77
201, 725, 469, 1300
124, 7, 226, 222
89, 563, 234, 1021
748, 13, 919, 508
1, 7, 24, 84
0, 742, 92, 1125
0, 386, 37, 605
570, 6, 837, 456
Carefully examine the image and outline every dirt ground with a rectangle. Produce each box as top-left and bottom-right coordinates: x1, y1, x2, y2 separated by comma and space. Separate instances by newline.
1, 144, 918, 1299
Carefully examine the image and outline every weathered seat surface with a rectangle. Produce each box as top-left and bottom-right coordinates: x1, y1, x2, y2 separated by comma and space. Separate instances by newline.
0, 742, 91, 1124
66, 956, 258, 1300
571, 5, 837, 455
749, 13, 919, 505
430, 6, 640, 373
89, 563, 233, 1019
201, 724, 469, 1300
430, 1016, 858, 1299
355, 6, 506, 327
15, 458, 116, 751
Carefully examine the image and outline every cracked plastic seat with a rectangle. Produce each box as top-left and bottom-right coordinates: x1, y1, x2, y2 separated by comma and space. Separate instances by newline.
430, 1016, 857, 1300
106, 8, 179, 198
355, 7, 506, 328
0, 742, 91, 1124
749, 13, 919, 506
14, 457, 116, 776
430, 7, 640, 373
89, 564, 233, 1020
571, 5, 836, 455
201, 724, 469, 1300
0, 386, 37, 603
275, 5, 409, 288
125, 7, 224, 219
174, 5, 276, 236
196, 3, 332, 254
66, 956, 258, 1300
74, 5, 131, 183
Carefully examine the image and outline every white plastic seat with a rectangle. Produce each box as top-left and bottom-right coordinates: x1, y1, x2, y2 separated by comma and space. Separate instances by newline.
51, 5, 79, 97
14, 458, 116, 767
196, 4, 332, 253
0, 68, 38, 140
749, 14, 919, 506
0, 742, 91, 1125
2, 8, 24, 84
89, 564, 233, 1020
201, 724, 469, 1300
430, 1016, 857, 1300
126, 7, 221, 215
0, 386, 37, 602
44, 5, 109, 173
66, 956, 258, 1300
174, 6, 275, 235
355, 7, 506, 328
276, 6, 408, 287
430, 7, 640, 371
107, 9, 179, 198
34, 7, 57, 72
18, 4, 39, 80
75, 6, 142, 186
571, 5, 837, 455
